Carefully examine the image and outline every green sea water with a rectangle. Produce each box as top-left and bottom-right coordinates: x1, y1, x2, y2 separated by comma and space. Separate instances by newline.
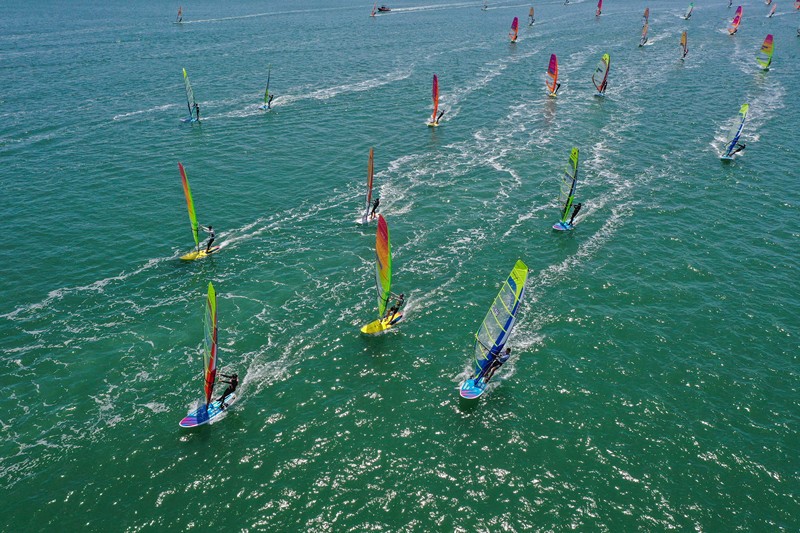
1, 0, 798, 530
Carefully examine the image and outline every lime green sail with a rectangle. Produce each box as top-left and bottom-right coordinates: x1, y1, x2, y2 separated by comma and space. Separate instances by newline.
374, 214, 392, 317
178, 162, 200, 249
558, 148, 579, 224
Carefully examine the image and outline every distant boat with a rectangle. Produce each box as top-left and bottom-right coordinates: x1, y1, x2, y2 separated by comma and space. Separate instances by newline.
181, 68, 199, 123
767, 3, 776, 16
360, 215, 403, 334
509, 16, 519, 42
427, 74, 442, 127
640, 22, 649, 46
596, 0, 603, 16
553, 148, 580, 231
728, 6, 742, 34
680, 30, 689, 60
179, 282, 238, 428
756, 34, 774, 69
459, 260, 528, 399
592, 53, 610, 96
546, 53, 559, 97
683, 3, 694, 19
529, 6, 535, 25
643, 7, 650, 25
720, 104, 749, 160
377, 5, 391, 12
371, 2, 377, 16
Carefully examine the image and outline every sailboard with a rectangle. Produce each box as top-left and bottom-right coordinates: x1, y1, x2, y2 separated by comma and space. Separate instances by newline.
482, 0, 488, 11
643, 7, 650, 25
371, 1, 377, 16
546, 54, 559, 97
592, 53, 610, 96
767, 3, 776, 16
680, 30, 689, 60
720, 104, 749, 160
640, 22, 649, 47
179, 282, 237, 428
509, 16, 519, 42
258, 65, 272, 110
175, 6, 183, 23
178, 163, 220, 260
529, 6, 535, 25
729, 6, 742, 34
553, 148, 579, 231
459, 260, 528, 399
427, 74, 440, 127
361, 215, 403, 334
356, 148, 376, 224
684, 3, 694, 19
756, 34, 773, 70
596, 0, 603, 16
181, 68, 199, 123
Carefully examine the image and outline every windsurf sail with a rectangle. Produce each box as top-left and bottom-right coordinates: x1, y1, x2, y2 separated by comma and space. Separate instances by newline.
546, 54, 559, 95
529, 6, 535, 24
373, 215, 392, 318
756, 34, 773, 69
680, 30, 688, 59
596, 0, 603, 16
371, 1, 377, 16
429, 74, 439, 124
723, 104, 749, 157
592, 53, 610, 94
178, 162, 200, 250
509, 16, 519, 41
263, 65, 271, 105
471, 260, 528, 380
182, 68, 196, 118
363, 148, 375, 223
640, 22, 649, 46
176, 6, 182, 22
684, 3, 693, 19
729, 6, 742, 34
203, 282, 218, 407
558, 148, 579, 224
643, 7, 650, 24
768, 3, 776, 16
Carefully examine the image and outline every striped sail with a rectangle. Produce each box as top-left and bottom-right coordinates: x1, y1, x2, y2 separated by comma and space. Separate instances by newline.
363, 148, 374, 222
472, 260, 528, 378
178, 162, 200, 249
723, 104, 749, 157
182, 68, 196, 117
546, 54, 559, 95
729, 6, 742, 34
430, 74, 439, 124
203, 282, 218, 406
558, 148, 579, 223
592, 53, 610, 94
756, 34, 773, 69
374, 215, 392, 317
509, 16, 519, 41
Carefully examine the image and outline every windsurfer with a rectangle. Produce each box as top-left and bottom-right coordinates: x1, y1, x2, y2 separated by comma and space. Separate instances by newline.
267, 94, 275, 109
384, 293, 405, 321
193, 102, 200, 121
569, 202, 582, 225
217, 373, 238, 408
202, 225, 215, 252
731, 143, 746, 155
554, 82, 561, 95
436, 110, 445, 123
480, 347, 512, 383
370, 197, 380, 219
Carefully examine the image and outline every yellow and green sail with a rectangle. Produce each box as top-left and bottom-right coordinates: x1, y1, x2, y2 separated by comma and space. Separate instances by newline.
182, 68, 196, 118
178, 162, 200, 250
374, 214, 392, 317
756, 34, 773, 70
558, 148, 579, 224
203, 282, 218, 406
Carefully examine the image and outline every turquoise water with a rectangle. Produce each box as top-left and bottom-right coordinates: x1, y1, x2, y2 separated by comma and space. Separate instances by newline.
2, 0, 798, 529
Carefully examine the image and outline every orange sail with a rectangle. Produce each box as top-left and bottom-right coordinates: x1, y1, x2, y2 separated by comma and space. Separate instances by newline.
546, 54, 559, 96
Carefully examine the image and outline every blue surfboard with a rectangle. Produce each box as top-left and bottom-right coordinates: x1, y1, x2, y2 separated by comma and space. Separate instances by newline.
459, 378, 487, 399
179, 393, 237, 428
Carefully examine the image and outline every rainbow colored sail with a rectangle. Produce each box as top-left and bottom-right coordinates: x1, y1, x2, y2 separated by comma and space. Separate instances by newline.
203, 282, 218, 406
429, 74, 439, 125
596, 0, 602, 16
178, 162, 200, 249
509, 16, 519, 41
558, 148, 579, 224
374, 215, 392, 317
729, 6, 742, 34
546, 54, 559, 95
756, 34, 773, 69
471, 260, 528, 379
362, 148, 375, 223
592, 53, 610, 94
